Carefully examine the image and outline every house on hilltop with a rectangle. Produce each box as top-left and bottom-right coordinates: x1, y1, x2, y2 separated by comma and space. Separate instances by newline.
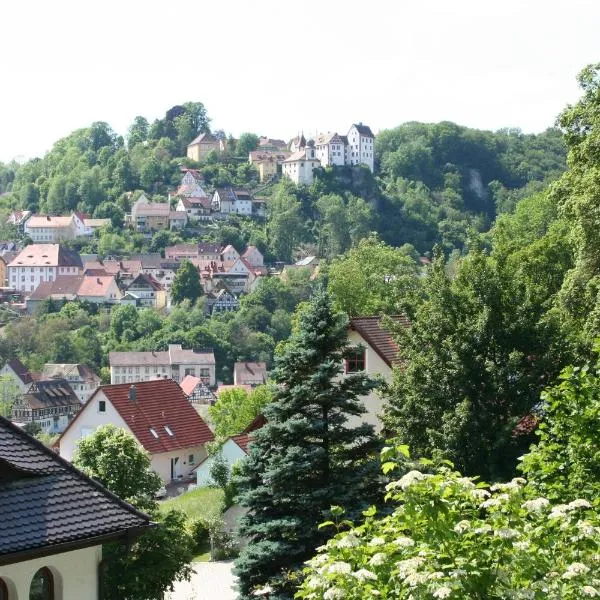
0, 416, 151, 599
58, 379, 215, 483
186, 132, 220, 162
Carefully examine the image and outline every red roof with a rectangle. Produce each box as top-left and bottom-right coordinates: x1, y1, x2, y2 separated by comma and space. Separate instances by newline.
231, 433, 252, 454
349, 315, 409, 367
62, 379, 213, 454
180, 375, 202, 396
242, 413, 267, 434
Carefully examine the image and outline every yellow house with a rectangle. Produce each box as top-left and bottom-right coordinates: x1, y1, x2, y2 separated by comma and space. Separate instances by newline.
187, 133, 221, 162
249, 150, 290, 182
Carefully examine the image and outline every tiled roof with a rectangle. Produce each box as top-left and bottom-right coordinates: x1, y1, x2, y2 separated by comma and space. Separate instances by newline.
8, 244, 82, 269
127, 273, 163, 292
90, 379, 214, 454
21, 379, 81, 411
109, 345, 215, 367
242, 412, 267, 434
180, 375, 202, 396
231, 433, 252, 454
0, 416, 151, 561
6, 357, 33, 384
41, 364, 101, 384
135, 203, 170, 217
234, 362, 267, 386
351, 123, 375, 138
26, 215, 74, 228
29, 275, 117, 301
77, 275, 117, 297
349, 315, 409, 367
217, 384, 253, 396
188, 132, 218, 146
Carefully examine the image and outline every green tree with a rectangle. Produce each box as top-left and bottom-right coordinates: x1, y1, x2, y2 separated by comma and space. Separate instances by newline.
127, 116, 149, 147
73, 425, 194, 600
327, 236, 421, 316
236, 133, 260, 157
519, 351, 600, 503
234, 288, 381, 599
171, 260, 203, 305
209, 385, 272, 439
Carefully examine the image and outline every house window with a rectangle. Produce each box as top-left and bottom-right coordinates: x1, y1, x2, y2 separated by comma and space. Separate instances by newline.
29, 567, 54, 600
188, 454, 194, 464
98, 400, 106, 413
164, 425, 174, 436
345, 347, 366, 373
149, 428, 159, 439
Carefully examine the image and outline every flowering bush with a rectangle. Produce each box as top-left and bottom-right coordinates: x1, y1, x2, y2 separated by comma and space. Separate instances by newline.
296, 446, 600, 599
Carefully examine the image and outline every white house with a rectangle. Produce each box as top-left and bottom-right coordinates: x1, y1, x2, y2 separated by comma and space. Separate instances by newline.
282, 140, 321, 185
7, 244, 83, 294
345, 315, 407, 432
0, 416, 151, 600
0, 357, 34, 397
315, 132, 348, 167
109, 345, 216, 386
24, 215, 77, 243
211, 188, 253, 215
58, 379, 215, 484
346, 123, 375, 171
194, 434, 250, 486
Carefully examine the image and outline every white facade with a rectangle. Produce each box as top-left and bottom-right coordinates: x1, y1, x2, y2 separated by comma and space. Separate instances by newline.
345, 328, 392, 433
195, 439, 247, 486
24, 216, 76, 243
347, 124, 375, 171
315, 134, 347, 168
0, 546, 102, 600
282, 144, 321, 185
8, 264, 79, 293
0, 363, 30, 396
58, 390, 208, 484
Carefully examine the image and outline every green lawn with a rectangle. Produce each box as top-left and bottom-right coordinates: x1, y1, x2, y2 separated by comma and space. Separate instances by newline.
159, 486, 225, 520
159, 487, 225, 562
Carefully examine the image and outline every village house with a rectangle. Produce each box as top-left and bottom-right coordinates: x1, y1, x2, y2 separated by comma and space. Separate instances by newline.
24, 215, 77, 242
186, 132, 221, 162
109, 344, 216, 386
169, 209, 188, 230
12, 378, 81, 434
345, 315, 408, 432
249, 150, 290, 182
40, 363, 101, 403
282, 140, 321, 185
26, 274, 121, 312
258, 136, 288, 151
5, 209, 31, 231
131, 195, 171, 232
233, 362, 268, 387
165, 242, 224, 261
58, 379, 215, 483
0, 253, 13, 286
7, 244, 83, 294
175, 195, 213, 221
123, 273, 166, 308
0, 357, 35, 398
180, 374, 216, 404
177, 168, 209, 196
0, 416, 151, 600
211, 187, 253, 215
206, 287, 240, 314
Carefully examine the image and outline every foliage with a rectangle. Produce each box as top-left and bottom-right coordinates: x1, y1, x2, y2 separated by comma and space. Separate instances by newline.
73, 425, 195, 600
234, 288, 381, 599
208, 384, 272, 439
327, 235, 421, 316
159, 486, 225, 522
520, 352, 600, 503
0, 375, 19, 418
297, 445, 600, 600
384, 237, 568, 480
72, 424, 162, 511
170, 259, 203, 305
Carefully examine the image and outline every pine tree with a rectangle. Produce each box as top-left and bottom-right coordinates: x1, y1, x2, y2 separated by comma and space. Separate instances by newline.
170, 259, 203, 305
234, 287, 381, 599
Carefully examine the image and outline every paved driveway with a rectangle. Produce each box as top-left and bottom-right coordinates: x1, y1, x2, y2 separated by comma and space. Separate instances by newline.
166, 561, 237, 600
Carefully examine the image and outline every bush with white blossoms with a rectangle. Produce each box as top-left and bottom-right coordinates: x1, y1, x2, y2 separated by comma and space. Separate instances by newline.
296, 445, 600, 599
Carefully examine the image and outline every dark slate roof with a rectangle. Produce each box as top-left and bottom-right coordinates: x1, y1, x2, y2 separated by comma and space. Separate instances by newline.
352, 123, 375, 138
6, 357, 33, 385
22, 379, 81, 410
349, 315, 409, 367
0, 416, 151, 562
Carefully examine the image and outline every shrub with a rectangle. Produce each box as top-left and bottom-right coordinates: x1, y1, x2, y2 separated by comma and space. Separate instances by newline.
186, 517, 210, 552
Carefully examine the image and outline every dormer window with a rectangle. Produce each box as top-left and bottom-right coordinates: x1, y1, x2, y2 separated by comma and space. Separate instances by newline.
164, 425, 174, 436
149, 428, 159, 438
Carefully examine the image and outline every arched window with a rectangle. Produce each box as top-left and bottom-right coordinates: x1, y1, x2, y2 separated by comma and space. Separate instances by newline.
0, 578, 8, 600
30, 567, 54, 600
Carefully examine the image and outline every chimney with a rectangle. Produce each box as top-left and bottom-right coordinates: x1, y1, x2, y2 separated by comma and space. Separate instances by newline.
129, 385, 137, 402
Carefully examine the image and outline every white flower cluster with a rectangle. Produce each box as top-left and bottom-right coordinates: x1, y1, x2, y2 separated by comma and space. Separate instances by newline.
397, 470, 428, 490
549, 499, 592, 520
562, 562, 590, 579
453, 520, 471, 534
353, 568, 377, 582
336, 533, 360, 548
433, 586, 453, 598
393, 536, 415, 547
521, 497, 549, 513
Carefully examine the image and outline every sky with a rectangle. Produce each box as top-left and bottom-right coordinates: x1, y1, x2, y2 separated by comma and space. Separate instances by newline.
1, 0, 599, 163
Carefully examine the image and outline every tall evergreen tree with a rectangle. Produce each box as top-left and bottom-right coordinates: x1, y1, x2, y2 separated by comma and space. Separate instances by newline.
234, 288, 381, 599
